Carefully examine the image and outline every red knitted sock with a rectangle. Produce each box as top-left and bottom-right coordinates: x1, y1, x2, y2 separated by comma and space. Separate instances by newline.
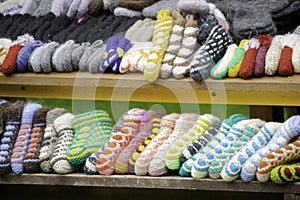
1, 44, 23, 75
278, 46, 293, 76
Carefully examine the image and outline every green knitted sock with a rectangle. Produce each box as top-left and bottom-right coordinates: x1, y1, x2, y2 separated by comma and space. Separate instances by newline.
270, 162, 300, 184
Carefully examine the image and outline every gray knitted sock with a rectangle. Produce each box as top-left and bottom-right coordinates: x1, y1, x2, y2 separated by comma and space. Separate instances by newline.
114, 7, 142, 18
20, 0, 41, 15
67, 0, 81, 18
63, 43, 80, 72
177, 0, 210, 15
40, 42, 59, 73
142, 0, 179, 19
88, 45, 106, 73
29, 45, 46, 73
33, 0, 54, 16
51, 0, 73, 16
78, 40, 103, 72
71, 42, 91, 71
52, 40, 75, 72
76, 0, 91, 18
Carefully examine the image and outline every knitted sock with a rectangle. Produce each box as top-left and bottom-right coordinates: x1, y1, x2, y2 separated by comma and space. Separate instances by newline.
51, 0, 73, 17
210, 43, 237, 79
96, 108, 146, 175
166, 114, 220, 171
51, 113, 76, 174
115, 111, 164, 174
142, 0, 179, 19
84, 112, 126, 175
241, 115, 300, 182
270, 162, 300, 184
208, 3, 229, 32
228, 39, 247, 78
292, 39, 300, 73
172, 14, 198, 79
11, 102, 42, 174
0, 100, 9, 136
87, 0, 103, 17
39, 108, 67, 173
190, 24, 231, 82
88, 45, 106, 73
1, 44, 23, 75
257, 136, 300, 182
0, 38, 12, 66
62, 43, 81, 72
33, 0, 54, 17
196, 14, 218, 46
20, 0, 41, 15
144, 9, 173, 82
66, 110, 112, 166
0, 101, 24, 174
114, 7, 142, 18
16, 40, 43, 73
29, 44, 45, 73
177, 0, 209, 15
71, 42, 90, 71
118, 0, 159, 11
160, 10, 185, 79
125, 18, 155, 42
181, 114, 248, 177
23, 107, 52, 173
40, 42, 59, 73
66, 0, 81, 18
253, 34, 273, 77
52, 40, 76, 72
278, 33, 300, 76
135, 113, 181, 176
221, 122, 282, 182
238, 38, 260, 79
79, 40, 103, 72
265, 35, 283, 76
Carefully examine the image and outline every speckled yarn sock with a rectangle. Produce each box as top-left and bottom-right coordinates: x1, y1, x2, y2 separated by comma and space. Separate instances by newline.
144, 9, 173, 82
241, 115, 300, 182
181, 114, 248, 177
23, 107, 52, 173
265, 35, 283, 76
1, 44, 23, 75
292, 39, 300, 73
39, 108, 67, 173
0, 101, 25, 174
11, 102, 42, 174
228, 39, 247, 78
221, 122, 282, 182
66, 110, 112, 166
135, 113, 181, 176
0, 100, 10, 136
51, 113, 76, 174
257, 136, 300, 182
270, 162, 300, 184
96, 108, 146, 175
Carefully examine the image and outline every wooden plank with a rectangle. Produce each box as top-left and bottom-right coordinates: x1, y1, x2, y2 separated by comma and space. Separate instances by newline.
1, 173, 300, 194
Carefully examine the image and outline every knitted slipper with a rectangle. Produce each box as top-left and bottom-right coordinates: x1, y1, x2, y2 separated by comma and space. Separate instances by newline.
270, 162, 300, 184
265, 35, 283, 76
227, 39, 247, 78
197, 14, 218, 46
118, 0, 159, 11
177, 0, 210, 15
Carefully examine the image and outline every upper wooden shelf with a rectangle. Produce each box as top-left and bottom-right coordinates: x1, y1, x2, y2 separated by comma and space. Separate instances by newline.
0, 72, 299, 106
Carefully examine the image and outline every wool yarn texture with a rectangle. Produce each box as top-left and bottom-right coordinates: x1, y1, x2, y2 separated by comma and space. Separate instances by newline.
292, 39, 300, 73
228, 39, 247, 77
270, 162, 300, 184
142, 0, 179, 19
1, 44, 23, 75
0, 100, 10, 136
0, 38, 12, 66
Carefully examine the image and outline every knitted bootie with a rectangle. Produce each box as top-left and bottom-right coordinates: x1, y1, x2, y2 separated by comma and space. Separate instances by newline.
177, 0, 210, 15
265, 35, 283, 76
228, 39, 247, 77
270, 162, 300, 184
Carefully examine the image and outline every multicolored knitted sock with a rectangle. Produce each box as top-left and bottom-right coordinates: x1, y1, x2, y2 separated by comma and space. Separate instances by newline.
253, 34, 273, 77
10, 102, 42, 174
278, 33, 300, 76
0, 101, 25, 174
228, 39, 247, 78
181, 114, 248, 177
50, 113, 76, 174
23, 107, 52, 173
39, 108, 67, 173
190, 24, 231, 82
66, 110, 112, 166
0, 100, 10, 136
221, 122, 282, 182
265, 35, 283, 76
135, 113, 181, 176
208, 119, 265, 179
241, 115, 300, 182
84, 112, 126, 175
166, 114, 220, 171
210, 43, 237, 79
238, 38, 260, 79
160, 10, 185, 79
96, 108, 146, 175
115, 110, 164, 174
196, 14, 218, 46
257, 136, 300, 182
172, 14, 198, 79
270, 162, 300, 184
292, 39, 300, 73
144, 9, 173, 82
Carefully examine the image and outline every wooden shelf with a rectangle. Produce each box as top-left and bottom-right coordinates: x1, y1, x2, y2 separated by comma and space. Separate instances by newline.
0, 173, 299, 195
0, 72, 299, 106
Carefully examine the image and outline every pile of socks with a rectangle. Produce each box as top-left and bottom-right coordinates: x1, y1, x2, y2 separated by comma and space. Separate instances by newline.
1, 98, 300, 184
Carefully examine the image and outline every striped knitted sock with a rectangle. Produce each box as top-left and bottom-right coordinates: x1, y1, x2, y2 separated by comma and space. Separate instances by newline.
84, 112, 126, 175
241, 115, 300, 182
23, 107, 52, 173
172, 14, 198, 79
51, 113, 76, 174
0, 101, 25, 174
221, 122, 282, 182
135, 113, 181, 176
265, 35, 283, 76
190, 24, 231, 82
228, 39, 247, 78
208, 119, 265, 179
257, 136, 300, 182
166, 114, 220, 171
96, 108, 146, 175
182, 114, 248, 177
11, 102, 42, 174
160, 10, 185, 79
114, 110, 164, 174
39, 108, 67, 173
270, 162, 300, 184
144, 9, 173, 82
66, 110, 112, 166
